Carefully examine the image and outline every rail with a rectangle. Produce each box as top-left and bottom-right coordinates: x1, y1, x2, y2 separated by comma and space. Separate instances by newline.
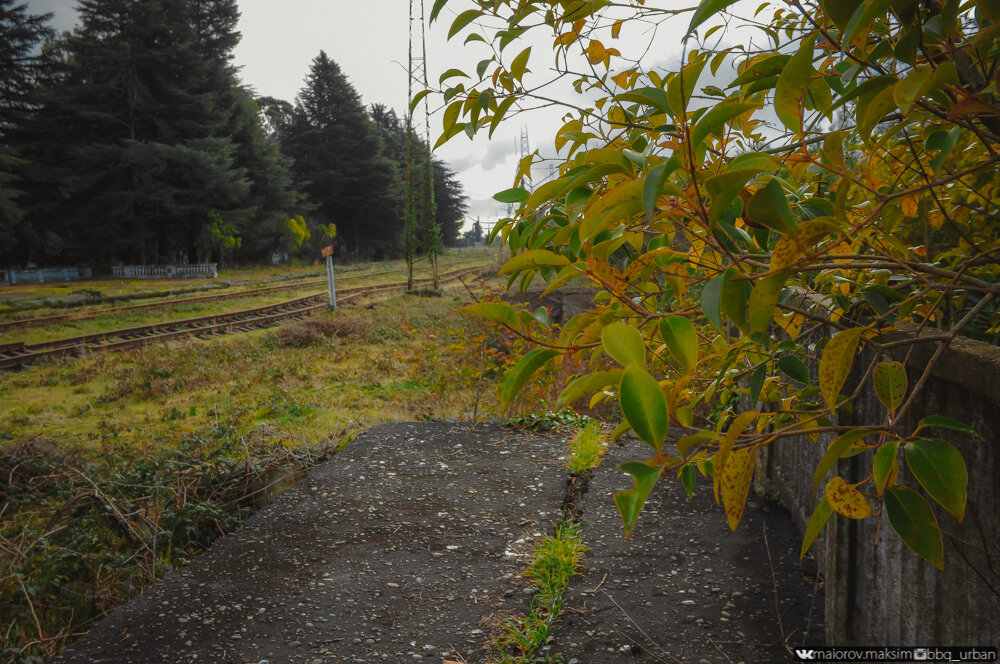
0, 266, 485, 370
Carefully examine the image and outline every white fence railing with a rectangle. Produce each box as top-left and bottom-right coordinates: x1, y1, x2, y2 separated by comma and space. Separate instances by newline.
112, 264, 218, 279
1, 267, 92, 285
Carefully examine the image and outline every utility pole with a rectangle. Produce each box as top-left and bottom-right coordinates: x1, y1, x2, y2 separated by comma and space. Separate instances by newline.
406, 0, 439, 291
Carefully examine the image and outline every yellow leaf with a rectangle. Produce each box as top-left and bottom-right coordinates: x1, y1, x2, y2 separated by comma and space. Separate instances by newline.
828, 242, 852, 263
555, 31, 578, 46
824, 476, 872, 519
928, 210, 945, 230
775, 311, 806, 339
713, 410, 759, 504
612, 18, 624, 39
586, 39, 607, 65
721, 447, 756, 530
819, 328, 864, 412
900, 192, 919, 218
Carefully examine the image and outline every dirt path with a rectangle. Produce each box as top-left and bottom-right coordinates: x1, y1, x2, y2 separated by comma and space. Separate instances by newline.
50, 423, 821, 663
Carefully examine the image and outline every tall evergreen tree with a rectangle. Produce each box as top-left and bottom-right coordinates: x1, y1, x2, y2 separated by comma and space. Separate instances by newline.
432, 158, 467, 247
19, 0, 299, 267
283, 52, 403, 258
0, 0, 51, 263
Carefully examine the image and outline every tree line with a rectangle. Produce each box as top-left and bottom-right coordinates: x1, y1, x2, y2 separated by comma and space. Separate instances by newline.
0, 0, 467, 268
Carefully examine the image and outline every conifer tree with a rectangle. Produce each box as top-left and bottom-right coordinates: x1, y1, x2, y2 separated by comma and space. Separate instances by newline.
0, 0, 51, 263
283, 52, 403, 258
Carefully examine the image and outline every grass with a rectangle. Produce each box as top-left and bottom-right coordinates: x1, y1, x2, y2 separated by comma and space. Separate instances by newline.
0, 248, 497, 315
565, 420, 607, 475
494, 522, 589, 663
0, 284, 513, 662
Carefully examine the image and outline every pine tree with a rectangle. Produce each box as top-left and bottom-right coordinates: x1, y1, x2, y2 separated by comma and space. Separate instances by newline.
17, 0, 305, 267
432, 158, 468, 247
283, 52, 403, 258
0, 0, 51, 263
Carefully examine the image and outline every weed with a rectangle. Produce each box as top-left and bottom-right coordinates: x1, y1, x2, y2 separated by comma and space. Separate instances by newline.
493, 522, 588, 663
565, 420, 607, 475
509, 409, 593, 432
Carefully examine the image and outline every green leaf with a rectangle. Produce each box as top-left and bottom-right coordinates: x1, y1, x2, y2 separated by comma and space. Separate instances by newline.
614, 86, 672, 115
541, 263, 587, 296
659, 315, 699, 374
858, 85, 899, 142
602, 321, 646, 368
447, 9, 481, 39
688, 0, 740, 34
439, 68, 468, 85
557, 369, 623, 408
499, 250, 571, 274
428, 0, 450, 23
813, 429, 870, 494
701, 270, 729, 332
800, 497, 833, 561
915, 415, 980, 439
460, 302, 518, 328
643, 158, 680, 218
729, 54, 790, 88
681, 464, 697, 499
510, 46, 531, 82
927, 128, 960, 172
819, 328, 864, 411
727, 151, 780, 172
820, 0, 862, 32
774, 34, 816, 134
501, 349, 560, 412
842, 0, 894, 47
721, 276, 750, 333
409, 89, 432, 114
493, 187, 530, 204
691, 101, 757, 148
705, 169, 765, 223
746, 179, 796, 235
884, 486, 944, 569
778, 355, 810, 385
667, 55, 708, 115
489, 96, 517, 138
905, 439, 968, 521
749, 364, 766, 405
614, 490, 644, 538
619, 365, 669, 451
615, 461, 664, 537
873, 361, 907, 411
748, 272, 789, 335
873, 441, 898, 495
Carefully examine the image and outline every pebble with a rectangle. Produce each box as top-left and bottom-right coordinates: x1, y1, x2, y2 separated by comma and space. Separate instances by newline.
287, 641, 300, 648
364, 639, 375, 646
680, 599, 696, 605
684, 615, 696, 623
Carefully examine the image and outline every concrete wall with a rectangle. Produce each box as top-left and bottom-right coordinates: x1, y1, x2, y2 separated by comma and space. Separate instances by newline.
1, 267, 92, 284
758, 330, 1000, 645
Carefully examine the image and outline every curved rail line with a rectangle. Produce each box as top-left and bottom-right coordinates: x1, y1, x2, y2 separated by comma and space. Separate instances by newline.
0, 266, 485, 370
0, 260, 488, 332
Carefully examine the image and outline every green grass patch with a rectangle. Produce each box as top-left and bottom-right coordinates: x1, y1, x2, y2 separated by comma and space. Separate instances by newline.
494, 522, 589, 663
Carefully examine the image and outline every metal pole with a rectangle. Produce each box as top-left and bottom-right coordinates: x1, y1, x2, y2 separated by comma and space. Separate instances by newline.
326, 255, 337, 311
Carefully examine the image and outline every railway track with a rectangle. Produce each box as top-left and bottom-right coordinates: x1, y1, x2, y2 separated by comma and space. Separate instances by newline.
0, 260, 487, 332
0, 266, 486, 370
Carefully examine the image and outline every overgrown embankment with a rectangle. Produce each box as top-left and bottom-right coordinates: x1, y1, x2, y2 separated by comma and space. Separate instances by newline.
0, 288, 514, 663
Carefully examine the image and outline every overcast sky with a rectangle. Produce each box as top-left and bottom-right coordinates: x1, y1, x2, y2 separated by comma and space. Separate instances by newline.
24, 1, 764, 229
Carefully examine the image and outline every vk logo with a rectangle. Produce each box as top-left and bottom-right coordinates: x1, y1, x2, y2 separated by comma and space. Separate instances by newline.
796, 650, 817, 660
